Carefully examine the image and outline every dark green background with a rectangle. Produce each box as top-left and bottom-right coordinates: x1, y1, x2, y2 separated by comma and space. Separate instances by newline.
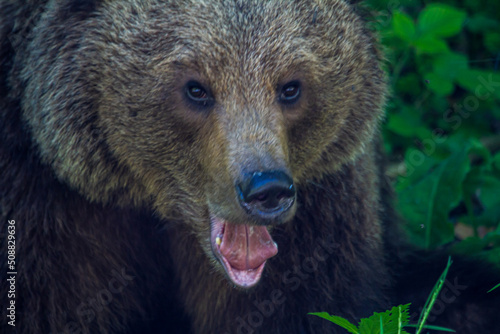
365, 0, 500, 260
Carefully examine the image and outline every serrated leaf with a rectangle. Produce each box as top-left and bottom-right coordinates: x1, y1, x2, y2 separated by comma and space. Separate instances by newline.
417, 4, 466, 38
393, 11, 415, 42
309, 313, 359, 334
358, 304, 411, 334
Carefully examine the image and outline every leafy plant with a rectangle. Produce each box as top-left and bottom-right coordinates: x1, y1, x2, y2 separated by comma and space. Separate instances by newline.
364, 0, 500, 257
309, 258, 455, 334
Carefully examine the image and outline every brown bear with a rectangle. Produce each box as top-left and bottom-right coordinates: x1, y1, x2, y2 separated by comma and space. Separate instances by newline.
0, 0, 499, 333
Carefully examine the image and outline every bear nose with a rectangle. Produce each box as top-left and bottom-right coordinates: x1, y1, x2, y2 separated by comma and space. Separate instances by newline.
237, 171, 296, 219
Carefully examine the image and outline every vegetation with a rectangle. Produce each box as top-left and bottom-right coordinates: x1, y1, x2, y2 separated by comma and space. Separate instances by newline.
368, 0, 500, 259
309, 259, 454, 334
310, 1, 500, 332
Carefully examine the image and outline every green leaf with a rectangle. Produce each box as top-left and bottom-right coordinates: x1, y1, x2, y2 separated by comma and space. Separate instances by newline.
455, 69, 500, 100
417, 4, 466, 38
432, 53, 469, 81
466, 14, 500, 33
358, 304, 411, 334
416, 258, 453, 333
424, 72, 454, 96
398, 143, 480, 248
393, 11, 416, 42
493, 153, 500, 174
485, 33, 500, 53
413, 36, 449, 54
386, 106, 427, 137
488, 283, 500, 293
309, 313, 359, 334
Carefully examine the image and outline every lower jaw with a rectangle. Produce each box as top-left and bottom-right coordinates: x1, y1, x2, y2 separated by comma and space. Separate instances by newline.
210, 216, 271, 288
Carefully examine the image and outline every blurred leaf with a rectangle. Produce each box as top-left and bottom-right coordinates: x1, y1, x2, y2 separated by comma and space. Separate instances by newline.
493, 153, 500, 173
455, 69, 500, 99
466, 14, 500, 33
393, 11, 416, 42
386, 106, 427, 137
432, 53, 469, 80
424, 72, 454, 96
414, 36, 449, 54
417, 4, 467, 38
396, 73, 422, 95
485, 32, 500, 53
399, 142, 481, 248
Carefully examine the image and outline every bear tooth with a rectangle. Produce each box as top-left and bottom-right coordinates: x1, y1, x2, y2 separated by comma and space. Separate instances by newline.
216, 236, 221, 246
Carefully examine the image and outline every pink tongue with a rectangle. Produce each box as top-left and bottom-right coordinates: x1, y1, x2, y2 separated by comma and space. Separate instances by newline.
220, 225, 278, 270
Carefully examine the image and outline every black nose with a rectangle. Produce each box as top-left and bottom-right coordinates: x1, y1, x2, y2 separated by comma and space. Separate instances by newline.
237, 171, 296, 218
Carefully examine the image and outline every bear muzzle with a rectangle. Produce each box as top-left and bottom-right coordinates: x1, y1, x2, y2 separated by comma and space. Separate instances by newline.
209, 171, 296, 288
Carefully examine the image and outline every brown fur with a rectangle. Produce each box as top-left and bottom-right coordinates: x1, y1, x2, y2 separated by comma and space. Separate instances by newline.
1, 1, 499, 334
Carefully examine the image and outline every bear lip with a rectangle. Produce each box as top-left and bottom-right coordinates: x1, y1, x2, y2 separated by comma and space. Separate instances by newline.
210, 216, 278, 288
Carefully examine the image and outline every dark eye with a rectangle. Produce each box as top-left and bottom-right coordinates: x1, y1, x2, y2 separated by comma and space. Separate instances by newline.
185, 81, 214, 108
279, 81, 301, 105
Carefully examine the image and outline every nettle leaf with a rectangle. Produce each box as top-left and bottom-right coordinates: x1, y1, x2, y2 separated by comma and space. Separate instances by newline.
417, 4, 466, 38
398, 142, 480, 249
308, 313, 358, 334
392, 11, 415, 42
358, 304, 411, 334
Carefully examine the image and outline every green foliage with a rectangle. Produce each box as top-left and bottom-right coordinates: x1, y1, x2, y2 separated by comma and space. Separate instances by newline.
415, 257, 452, 333
489, 282, 500, 293
309, 304, 412, 334
309, 259, 455, 333
366, 0, 500, 255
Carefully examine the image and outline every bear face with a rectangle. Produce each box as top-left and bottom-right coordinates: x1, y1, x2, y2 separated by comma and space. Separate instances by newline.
21, 0, 386, 288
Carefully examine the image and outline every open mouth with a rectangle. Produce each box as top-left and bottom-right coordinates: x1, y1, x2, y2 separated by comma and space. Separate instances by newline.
210, 215, 278, 288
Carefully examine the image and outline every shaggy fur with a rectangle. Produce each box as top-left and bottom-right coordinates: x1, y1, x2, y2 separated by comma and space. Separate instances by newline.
1, 1, 499, 333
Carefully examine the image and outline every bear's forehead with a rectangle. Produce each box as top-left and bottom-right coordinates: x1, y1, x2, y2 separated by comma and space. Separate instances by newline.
135, 0, 353, 89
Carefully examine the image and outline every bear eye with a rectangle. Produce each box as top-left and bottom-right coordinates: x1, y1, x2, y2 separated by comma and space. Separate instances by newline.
185, 81, 214, 108
279, 81, 301, 105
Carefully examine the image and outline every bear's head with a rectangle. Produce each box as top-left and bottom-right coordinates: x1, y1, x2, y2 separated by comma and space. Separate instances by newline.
23, 0, 386, 288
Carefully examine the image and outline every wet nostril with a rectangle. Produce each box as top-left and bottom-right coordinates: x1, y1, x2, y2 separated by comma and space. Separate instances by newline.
237, 171, 296, 216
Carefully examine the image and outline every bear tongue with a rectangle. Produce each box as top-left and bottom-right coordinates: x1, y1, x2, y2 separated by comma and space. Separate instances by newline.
220, 224, 277, 271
